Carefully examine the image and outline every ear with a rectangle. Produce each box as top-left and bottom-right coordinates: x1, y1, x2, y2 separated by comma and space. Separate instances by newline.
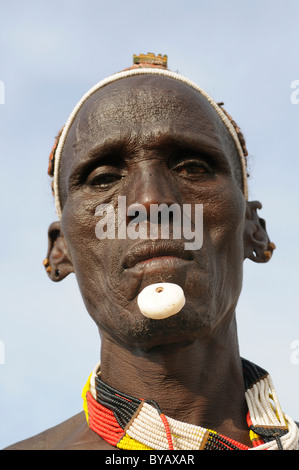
243, 201, 276, 263
42, 221, 74, 281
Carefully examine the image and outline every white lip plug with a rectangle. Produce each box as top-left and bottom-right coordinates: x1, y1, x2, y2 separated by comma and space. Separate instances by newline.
137, 283, 186, 320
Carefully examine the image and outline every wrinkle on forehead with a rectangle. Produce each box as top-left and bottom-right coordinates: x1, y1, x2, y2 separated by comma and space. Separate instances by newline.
74, 78, 205, 144
70, 76, 222, 156
83, 86, 186, 127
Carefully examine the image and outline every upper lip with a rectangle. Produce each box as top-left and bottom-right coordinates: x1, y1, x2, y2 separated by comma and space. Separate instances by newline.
122, 240, 192, 269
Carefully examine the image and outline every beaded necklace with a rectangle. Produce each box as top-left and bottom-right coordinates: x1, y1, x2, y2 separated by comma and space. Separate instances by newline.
82, 359, 299, 450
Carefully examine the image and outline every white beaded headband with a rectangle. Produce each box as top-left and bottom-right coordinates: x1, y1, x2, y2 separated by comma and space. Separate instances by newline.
53, 67, 249, 219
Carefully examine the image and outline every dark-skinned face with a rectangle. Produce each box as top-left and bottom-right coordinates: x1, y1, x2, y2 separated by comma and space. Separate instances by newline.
59, 75, 246, 349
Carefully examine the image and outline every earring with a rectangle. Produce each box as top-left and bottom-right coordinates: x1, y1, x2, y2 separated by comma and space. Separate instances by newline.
43, 258, 52, 273
263, 242, 276, 260
263, 251, 272, 260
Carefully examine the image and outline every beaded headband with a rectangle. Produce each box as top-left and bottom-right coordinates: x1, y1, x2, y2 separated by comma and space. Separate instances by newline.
49, 54, 249, 219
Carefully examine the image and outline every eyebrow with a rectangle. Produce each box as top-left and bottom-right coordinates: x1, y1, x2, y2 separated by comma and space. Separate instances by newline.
145, 131, 225, 157
142, 130, 232, 173
68, 138, 127, 186
68, 127, 230, 187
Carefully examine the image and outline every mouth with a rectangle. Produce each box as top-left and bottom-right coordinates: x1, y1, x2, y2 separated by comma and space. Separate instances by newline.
122, 240, 193, 270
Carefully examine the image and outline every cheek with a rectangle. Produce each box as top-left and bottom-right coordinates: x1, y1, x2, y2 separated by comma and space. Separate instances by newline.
61, 195, 129, 302
61, 200, 140, 337
61, 198, 113, 280
209, 185, 246, 299
62, 201, 95, 257
198, 182, 245, 289
204, 182, 245, 249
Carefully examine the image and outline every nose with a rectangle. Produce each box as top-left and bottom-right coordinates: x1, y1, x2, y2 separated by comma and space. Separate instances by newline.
125, 161, 180, 224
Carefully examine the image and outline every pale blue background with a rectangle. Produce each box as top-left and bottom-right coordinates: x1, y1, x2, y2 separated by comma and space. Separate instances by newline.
1, 0, 298, 449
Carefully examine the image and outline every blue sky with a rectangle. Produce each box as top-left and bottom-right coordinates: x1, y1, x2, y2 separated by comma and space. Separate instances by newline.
1, 0, 299, 448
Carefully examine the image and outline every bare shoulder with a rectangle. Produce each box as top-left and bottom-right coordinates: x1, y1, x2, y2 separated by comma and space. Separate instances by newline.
3, 411, 114, 450
3, 412, 86, 450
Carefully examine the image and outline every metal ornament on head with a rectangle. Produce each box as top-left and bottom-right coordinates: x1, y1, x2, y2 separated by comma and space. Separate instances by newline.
132, 52, 168, 68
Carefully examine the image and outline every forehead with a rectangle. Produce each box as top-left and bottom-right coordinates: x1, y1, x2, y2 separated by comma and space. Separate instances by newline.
60, 75, 240, 188
71, 75, 228, 143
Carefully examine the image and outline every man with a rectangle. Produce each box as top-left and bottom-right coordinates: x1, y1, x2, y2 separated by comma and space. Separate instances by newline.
5, 54, 298, 450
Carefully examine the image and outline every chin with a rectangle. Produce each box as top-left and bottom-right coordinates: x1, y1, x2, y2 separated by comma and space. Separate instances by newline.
83, 269, 232, 349
104, 303, 218, 351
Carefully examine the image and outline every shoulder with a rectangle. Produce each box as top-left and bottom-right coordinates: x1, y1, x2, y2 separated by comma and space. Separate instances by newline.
2, 412, 111, 450
3, 412, 86, 450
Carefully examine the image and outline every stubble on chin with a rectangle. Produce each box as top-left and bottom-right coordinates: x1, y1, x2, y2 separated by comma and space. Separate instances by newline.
120, 306, 216, 349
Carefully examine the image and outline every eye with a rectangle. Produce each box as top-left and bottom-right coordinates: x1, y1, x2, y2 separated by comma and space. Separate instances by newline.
172, 158, 212, 178
87, 168, 123, 188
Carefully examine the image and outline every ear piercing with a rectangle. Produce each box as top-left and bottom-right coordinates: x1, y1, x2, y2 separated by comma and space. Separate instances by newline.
43, 258, 52, 273
43, 258, 60, 277
264, 242, 276, 260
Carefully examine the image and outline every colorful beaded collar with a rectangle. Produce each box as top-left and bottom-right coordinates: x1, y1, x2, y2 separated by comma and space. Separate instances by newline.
82, 358, 299, 450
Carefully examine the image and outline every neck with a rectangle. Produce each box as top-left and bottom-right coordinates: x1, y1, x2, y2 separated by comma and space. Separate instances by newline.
99, 314, 251, 446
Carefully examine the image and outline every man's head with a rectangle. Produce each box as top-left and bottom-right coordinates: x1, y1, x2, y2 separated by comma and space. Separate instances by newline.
45, 57, 274, 349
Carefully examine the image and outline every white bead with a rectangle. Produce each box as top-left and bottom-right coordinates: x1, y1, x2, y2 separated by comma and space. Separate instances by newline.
137, 283, 186, 320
